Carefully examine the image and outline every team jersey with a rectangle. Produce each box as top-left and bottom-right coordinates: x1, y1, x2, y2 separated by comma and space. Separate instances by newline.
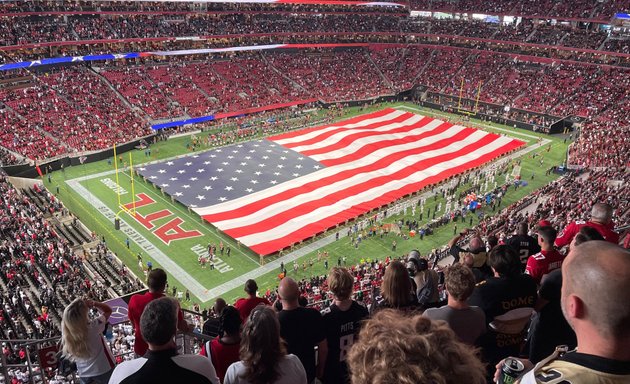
506, 235, 541, 268
321, 301, 369, 384
555, 220, 619, 248
525, 249, 564, 284
518, 350, 630, 384
469, 274, 537, 323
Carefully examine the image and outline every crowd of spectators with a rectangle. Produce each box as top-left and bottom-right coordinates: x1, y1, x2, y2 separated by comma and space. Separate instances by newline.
1, 10, 629, 56
267, 50, 392, 102
0, 66, 150, 157
410, 0, 629, 20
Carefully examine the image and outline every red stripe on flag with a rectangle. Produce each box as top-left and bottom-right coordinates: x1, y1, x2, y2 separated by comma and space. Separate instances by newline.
279, 111, 414, 150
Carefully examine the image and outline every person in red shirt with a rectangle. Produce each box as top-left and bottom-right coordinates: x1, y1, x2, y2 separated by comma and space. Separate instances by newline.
234, 279, 271, 322
555, 203, 620, 248
527, 226, 564, 284
127, 268, 189, 356
200, 305, 242, 383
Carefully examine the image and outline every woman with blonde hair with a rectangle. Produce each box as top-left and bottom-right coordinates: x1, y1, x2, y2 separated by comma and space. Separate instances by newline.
370, 260, 418, 314
61, 298, 116, 384
223, 305, 306, 384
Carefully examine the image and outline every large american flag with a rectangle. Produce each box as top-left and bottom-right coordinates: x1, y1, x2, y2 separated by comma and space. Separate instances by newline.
138, 108, 524, 255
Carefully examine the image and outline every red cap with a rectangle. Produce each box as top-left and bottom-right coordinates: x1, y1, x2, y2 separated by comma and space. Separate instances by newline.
538, 220, 552, 228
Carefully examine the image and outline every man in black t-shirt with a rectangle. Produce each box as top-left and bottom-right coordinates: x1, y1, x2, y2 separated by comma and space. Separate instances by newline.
277, 277, 328, 383
506, 222, 541, 271
469, 245, 537, 323
469, 245, 537, 371
321, 267, 369, 384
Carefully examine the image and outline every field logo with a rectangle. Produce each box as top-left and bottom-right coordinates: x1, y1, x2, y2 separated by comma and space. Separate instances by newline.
123, 193, 202, 245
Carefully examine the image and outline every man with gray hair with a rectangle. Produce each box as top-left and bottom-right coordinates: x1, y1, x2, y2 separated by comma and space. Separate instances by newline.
555, 202, 619, 248
109, 297, 219, 384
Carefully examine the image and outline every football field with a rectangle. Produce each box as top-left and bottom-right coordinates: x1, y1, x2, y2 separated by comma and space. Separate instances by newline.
52, 102, 569, 307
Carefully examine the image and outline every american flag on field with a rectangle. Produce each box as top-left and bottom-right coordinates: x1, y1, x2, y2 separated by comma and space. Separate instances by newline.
137, 108, 525, 255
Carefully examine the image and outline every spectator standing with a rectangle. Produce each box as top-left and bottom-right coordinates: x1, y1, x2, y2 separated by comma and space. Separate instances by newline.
128, 269, 189, 356
448, 230, 492, 280
200, 306, 242, 383
109, 297, 219, 384
497, 242, 630, 383
224, 305, 307, 384
469, 245, 537, 322
202, 298, 227, 338
60, 298, 115, 384
469, 245, 537, 369
234, 279, 271, 322
406, 250, 440, 309
424, 263, 486, 345
347, 309, 486, 384
371, 260, 418, 314
321, 267, 369, 384
506, 222, 541, 270
555, 203, 620, 248
525, 226, 564, 285
277, 277, 327, 383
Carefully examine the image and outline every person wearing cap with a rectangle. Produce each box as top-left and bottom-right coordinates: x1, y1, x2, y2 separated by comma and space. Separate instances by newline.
555, 202, 620, 249
234, 279, 271, 322
406, 250, 440, 309
506, 222, 541, 271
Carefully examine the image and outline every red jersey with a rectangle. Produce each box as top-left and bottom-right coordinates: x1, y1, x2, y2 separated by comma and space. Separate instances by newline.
555, 220, 619, 248
234, 296, 271, 322
526, 249, 564, 284
200, 337, 240, 383
128, 291, 185, 356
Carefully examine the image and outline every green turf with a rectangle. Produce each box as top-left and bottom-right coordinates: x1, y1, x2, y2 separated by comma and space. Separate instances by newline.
48, 102, 569, 309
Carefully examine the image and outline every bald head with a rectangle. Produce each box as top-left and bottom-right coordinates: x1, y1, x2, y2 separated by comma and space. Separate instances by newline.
562, 241, 630, 340
278, 277, 299, 303
590, 203, 613, 224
